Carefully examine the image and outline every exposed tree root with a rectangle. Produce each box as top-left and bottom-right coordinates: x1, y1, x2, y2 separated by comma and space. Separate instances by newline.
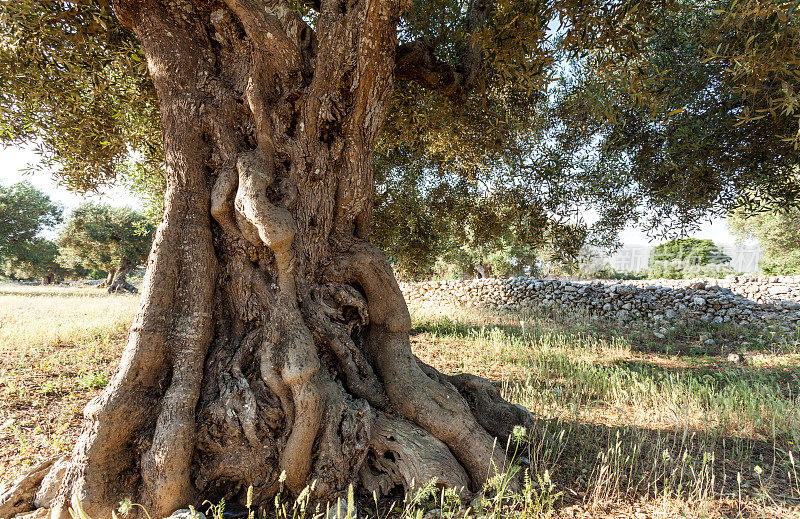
96, 269, 116, 290
107, 262, 137, 294
360, 414, 471, 498
8, 234, 531, 519
4, 243, 533, 519
418, 364, 537, 444
33, 457, 69, 511
324, 243, 516, 489
107, 281, 138, 294
0, 457, 57, 519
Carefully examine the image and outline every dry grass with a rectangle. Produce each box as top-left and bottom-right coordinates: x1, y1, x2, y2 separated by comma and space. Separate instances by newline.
411, 305, 800, 443
2, 285, 800, 518
0, 284, 139, 350
0, 284, 137, 484
410, 304, 800, 518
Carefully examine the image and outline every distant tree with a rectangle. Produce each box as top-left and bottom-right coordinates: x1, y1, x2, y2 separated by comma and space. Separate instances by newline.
58, 203, 154, 293
0, 182, 62, 281
0, 236, 71, 285
646, 238, 735, 279
730, 207, 800, 275
650, 238, 731, 266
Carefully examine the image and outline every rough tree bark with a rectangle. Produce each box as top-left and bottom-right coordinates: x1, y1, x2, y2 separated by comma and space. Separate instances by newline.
1, 0, 534, 517
475, 262, 492, 279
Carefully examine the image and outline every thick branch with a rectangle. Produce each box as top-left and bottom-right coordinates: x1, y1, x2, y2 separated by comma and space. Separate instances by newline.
394, 0, 487, 103
222, 0, 303, 74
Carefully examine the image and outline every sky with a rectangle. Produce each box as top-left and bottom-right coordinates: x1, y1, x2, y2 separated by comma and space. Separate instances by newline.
619, 218, 736, 247
0, 146, 142, 210
1, 145, 740, 247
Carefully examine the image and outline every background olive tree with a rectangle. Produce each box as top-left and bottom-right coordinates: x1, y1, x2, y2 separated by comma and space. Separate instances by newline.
57, 203, 155, 292
647, 238, 735, 279
0, 182, 63, 283
730, 206, 800, 275
552, 0, 800, 233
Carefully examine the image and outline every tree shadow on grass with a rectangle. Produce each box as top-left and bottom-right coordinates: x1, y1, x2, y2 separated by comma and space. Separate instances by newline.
511, 403, 800, 514
0, 288, 113, 298
613, 358, 800, 399
407, 314, 799, 512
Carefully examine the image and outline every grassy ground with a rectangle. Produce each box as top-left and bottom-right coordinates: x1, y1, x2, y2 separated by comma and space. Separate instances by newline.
0, 284, 137, 484
410, 305, 800, 518
1, 285, 799, 518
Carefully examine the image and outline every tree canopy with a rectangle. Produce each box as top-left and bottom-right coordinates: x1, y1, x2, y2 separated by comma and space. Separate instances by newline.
0, 1, 161, 193
7, 1, 800, 271
0, 181, 63, 279
0, 184, 152, 283
645, 237, 736, 278
57, 202, 154, 277
650, 238, 731, 266
730, 206, 800, 275
552, 0, 800, 235
3, 2, 799, 278
0, 236, 64, 281
0, 181, 62, 256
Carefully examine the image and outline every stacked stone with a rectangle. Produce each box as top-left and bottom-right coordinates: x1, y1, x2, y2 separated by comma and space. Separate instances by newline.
612, 275, 800, 305
398, 277, 800, 326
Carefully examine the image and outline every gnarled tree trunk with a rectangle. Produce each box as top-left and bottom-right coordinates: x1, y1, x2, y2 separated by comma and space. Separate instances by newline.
475, 262, 492, 279
98, 268, 116, 289
107, 259, 136, 294
4, 1, 534, 518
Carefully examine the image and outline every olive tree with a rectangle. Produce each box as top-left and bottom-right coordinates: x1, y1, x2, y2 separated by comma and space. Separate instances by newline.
3, 0, 799, 518
0, 238, 63, 284
730, 206, 800, 275
58, 203, 155, 292
0, 182, 62, 283
0, 0, 552, 515
551, 1, 800, 233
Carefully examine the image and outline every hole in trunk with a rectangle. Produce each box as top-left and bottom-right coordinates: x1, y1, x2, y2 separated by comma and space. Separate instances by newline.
286, 110, 300, 138
350, 282, 367, 301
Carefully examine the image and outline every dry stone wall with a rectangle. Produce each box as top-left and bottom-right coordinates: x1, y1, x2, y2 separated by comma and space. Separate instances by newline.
616, 275, 800, 305
399, 276, 800, 326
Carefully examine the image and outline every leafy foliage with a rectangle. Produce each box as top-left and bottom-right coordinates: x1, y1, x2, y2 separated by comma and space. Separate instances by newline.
3, 0, 800, 280
0, 237, 63, 280
373, 91, 617, 280
730, 206, 800, 275
647, 261, 738, 280
649, 239, 731, 266
707, 0, 800, 150
0, 0, 162, 192
647, 238, 736, 279
57, 203, 155, 274
553, 0, 800, 234
0, 181, 63, 278
646, 238, 735, 279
